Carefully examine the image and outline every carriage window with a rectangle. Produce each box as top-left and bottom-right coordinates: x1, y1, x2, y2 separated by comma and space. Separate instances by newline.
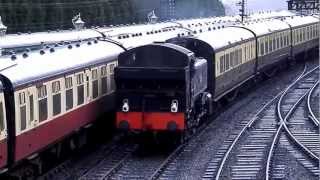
310, 26, 313, 39
277, 37, 280, 49
239, 49, 242, 63
38, 85, 48, 122
65, 77, 73, 111
272, 37, 276, 51
234, 50, 238, 66
260, 42, 264, 56
230, 51, 234, 67
19, 92, 26, 105
19, 92, 27, 130
226, 53, 230, 70
76, 74, 84, 105
265, 40, 268, 54
248, 44, 251, 60
251, 43, 254, 59
299, 29, 303, 42
109, 64, 116, 92
280, 35, 284, 48
52, 81, 61, 116
0, 102, 4, 131
92, 69, 99, 99
101, 66, 108, 95
220, 56, 224, 73
29, 95, 34, 122
245, 46, 248, 60
248, 45, 251, 60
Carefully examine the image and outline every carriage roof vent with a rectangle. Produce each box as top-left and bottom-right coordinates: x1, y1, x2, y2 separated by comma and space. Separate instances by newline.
40, 50, 45, 55
11, 55, 17, 61
50, 48, 55, 53
22, 53, 28, 58
68, 45, 73, 49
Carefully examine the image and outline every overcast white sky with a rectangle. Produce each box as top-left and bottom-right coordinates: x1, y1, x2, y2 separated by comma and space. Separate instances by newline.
221, 0, 288, 15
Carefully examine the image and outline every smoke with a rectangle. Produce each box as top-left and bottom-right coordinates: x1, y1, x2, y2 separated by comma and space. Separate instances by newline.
221, 0, 288, 15
174, 0, 225, 18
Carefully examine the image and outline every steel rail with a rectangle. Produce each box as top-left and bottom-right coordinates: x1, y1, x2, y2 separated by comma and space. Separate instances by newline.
307, 81, 319, 126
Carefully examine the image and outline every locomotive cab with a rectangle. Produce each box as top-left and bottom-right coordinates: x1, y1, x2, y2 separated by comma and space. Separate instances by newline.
115, 43, 208, 132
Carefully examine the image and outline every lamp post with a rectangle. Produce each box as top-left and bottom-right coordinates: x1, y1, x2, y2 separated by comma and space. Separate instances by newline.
72, 13, 85, 30
147, 10, 159, 23
0, 16, 7, 37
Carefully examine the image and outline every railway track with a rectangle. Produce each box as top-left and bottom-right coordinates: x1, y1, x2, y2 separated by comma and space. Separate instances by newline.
148, 125, 215, 180
203, 64, 320, 180
38, 135, 136, 180
101, 122, 217, 179
78, 142, 138, 180
267, 65, 320, 178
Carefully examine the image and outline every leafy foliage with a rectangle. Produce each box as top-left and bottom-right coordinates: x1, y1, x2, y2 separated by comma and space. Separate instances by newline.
0, 0, 225, 33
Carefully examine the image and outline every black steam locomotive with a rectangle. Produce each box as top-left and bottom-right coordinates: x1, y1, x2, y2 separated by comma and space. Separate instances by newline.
116, 43, 210, 132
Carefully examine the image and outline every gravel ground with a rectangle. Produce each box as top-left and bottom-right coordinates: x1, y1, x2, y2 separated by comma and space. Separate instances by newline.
169, 61, 318, 179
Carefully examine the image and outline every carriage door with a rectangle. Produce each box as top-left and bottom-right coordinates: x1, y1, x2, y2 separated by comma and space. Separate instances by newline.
85, 69, 92, 103
27, 87, 37, 128
0, 92, 7, 167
